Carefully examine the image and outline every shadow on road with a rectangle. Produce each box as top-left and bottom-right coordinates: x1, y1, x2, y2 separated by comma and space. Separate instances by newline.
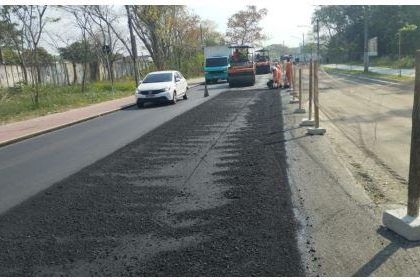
353, 226, 420, 276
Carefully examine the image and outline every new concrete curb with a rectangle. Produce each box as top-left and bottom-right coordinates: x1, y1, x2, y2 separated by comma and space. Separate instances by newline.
0, 82, 203, 148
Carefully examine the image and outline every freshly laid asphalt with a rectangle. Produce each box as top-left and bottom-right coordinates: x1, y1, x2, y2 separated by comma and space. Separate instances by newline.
0, 83, 303, 276
0, 80, 218, 215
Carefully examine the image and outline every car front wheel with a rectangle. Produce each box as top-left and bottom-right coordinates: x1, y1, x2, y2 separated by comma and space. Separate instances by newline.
171, 92, 177, 104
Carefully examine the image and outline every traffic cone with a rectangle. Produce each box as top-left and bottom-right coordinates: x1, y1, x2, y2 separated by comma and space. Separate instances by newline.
204, 83, 209, 97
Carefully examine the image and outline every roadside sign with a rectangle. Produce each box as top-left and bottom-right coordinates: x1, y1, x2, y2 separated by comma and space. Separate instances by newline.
368, 37, 378, 56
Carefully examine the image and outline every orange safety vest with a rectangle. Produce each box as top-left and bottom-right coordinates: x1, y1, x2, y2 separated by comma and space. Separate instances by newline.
276, 64, 282, 83
272, 67, 278, 82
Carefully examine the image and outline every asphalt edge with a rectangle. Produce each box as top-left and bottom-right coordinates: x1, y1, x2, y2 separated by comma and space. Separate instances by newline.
0, 82, 203, 148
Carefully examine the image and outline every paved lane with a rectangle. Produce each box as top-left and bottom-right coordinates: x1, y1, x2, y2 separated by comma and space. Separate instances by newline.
0, 75, 269, 214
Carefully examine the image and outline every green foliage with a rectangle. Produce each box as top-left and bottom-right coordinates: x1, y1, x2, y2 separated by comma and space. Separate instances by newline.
2, 47, 55, 65
226, 5, 268, 46
399, 23, 417, 33
132, 5, 183, 70
201, 20, 225, 46
0, 79, 135, 124
314, 5, 420, 62
58, 41, 97, 64
323, 67, 412, 81
265, 44, 291, 60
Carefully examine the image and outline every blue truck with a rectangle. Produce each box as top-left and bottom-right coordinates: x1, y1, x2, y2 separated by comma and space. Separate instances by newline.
204, 46, 230, 84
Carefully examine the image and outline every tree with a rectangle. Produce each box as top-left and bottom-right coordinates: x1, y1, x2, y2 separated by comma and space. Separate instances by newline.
225, 5, 267, 46
0, 6, 28, 82
313, 6, 420, 63
87, 5, 141, 86
131, 5, 182, 70
0, 20, 18, 64
171, 8, 201, 74
11, 5, 52, 105
63, 6, 98, 91
200, 20, 225, 46
126, 5, 139, 86
58, 41, 95, 84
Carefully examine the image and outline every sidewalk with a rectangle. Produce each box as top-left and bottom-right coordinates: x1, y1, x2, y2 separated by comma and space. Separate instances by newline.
323, 64, 415, 77
0, 77, 204, 147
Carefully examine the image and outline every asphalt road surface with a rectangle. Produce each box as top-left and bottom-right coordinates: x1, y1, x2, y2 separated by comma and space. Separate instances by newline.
0, 75, 304, 276
0, 81, 229, 214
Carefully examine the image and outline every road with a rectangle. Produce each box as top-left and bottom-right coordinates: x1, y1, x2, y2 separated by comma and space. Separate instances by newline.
0, 74, 303, 276
3, 68, 420, 276
0, 82, 228, 214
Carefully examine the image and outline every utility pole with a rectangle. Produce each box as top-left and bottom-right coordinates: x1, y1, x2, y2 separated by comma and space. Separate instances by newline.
363, 6, 369, 73
302, 33, 305, 63
200, 24, 209, 97
126, 5, 139, 86
399, 30, 402, 77
317, 18, 320, 62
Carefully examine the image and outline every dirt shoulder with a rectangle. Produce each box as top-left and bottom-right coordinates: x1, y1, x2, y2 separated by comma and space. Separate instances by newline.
282, 69, 420, 276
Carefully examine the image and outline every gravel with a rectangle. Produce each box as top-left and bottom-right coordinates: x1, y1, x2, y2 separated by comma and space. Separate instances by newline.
0, 88, 303, 276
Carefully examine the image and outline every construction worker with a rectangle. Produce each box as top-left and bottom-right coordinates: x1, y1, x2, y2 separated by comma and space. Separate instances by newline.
271, 66, 279, 88
232, 48, 240, 62
275, 62, 282, 88
285, 57, 293, 88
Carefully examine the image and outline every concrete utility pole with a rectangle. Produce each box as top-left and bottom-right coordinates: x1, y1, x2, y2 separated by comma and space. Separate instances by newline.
363, 6, 369, 73
126, 5, 139, 87
317, 19, 320, 62
399, 31, 402, 77
309, 60, 313, 119
302, 33, 305, 63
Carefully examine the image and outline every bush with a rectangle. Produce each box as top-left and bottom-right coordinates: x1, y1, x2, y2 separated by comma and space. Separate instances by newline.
370, 55, 414, 68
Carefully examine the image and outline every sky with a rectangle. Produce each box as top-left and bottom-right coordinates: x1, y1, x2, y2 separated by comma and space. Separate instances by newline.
188, 2, 316, 48
22, 2, 317, 56
3, 0, 416, 55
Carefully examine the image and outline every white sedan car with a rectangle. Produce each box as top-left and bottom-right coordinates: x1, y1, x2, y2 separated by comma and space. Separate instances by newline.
135, 70, 188, 108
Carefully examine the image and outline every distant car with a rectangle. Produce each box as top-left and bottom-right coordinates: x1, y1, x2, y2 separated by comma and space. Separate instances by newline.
135, 70, 188, 108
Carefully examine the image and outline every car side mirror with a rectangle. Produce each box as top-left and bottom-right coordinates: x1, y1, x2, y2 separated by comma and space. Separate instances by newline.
138, 80, 142, 84
175, 78, 181, 83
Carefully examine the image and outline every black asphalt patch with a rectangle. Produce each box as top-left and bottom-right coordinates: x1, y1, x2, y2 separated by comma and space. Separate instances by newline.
0, 89, 303, 276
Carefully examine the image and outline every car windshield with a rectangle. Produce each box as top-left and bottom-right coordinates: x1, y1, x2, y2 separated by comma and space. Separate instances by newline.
143, 73, 173, 83
206, 57, 228, 67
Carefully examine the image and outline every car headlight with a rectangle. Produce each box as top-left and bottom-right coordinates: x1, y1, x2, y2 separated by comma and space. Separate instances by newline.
164, 86, 171, 91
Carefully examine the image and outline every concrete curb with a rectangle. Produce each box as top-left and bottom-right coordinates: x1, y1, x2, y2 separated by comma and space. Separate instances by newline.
0, 82, 203, 148
0, 102, 136, 148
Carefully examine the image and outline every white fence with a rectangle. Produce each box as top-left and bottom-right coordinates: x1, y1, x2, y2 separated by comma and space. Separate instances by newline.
0, 60, 150, 88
